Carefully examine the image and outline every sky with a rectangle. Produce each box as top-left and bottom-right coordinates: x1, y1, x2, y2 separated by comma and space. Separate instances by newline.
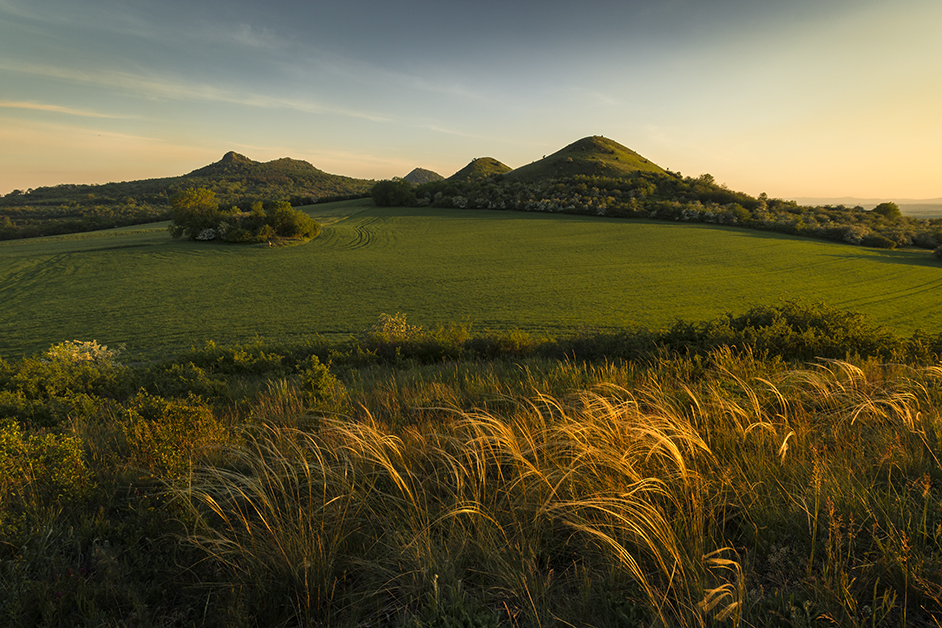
2, 0, 941, 200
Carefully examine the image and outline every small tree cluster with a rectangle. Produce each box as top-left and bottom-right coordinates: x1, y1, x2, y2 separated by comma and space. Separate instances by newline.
371, 179, 416, 207
169, 188, 321, 243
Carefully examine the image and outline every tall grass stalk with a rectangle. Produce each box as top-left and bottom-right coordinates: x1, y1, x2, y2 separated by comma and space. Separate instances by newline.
173, 353, 942, 626
178, 385, 747, 626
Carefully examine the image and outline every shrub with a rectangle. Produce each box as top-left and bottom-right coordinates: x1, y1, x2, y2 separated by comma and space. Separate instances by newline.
861, 233, 896, 249
297, 355, 337, 403
660, 301, 903, 360
872, 201, 901, 219
141, 361, 231, 400
264, 201, 320, 239
0, 418, 90, 535
8, 340, 128, 403
176, 340, 288, 377
121, 393, 228, 479
44, 340, 120, 366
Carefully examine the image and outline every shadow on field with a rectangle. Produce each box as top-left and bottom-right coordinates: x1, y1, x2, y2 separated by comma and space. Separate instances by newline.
821, 248, 940, 268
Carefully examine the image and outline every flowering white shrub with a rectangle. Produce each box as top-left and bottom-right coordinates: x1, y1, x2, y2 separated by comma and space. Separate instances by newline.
842, 225, 869, 244
196, 228, 217, 241
367, 312, 422, 341
44, 340, 121, 366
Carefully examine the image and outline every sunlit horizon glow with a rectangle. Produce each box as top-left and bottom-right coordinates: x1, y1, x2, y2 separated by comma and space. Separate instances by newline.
2, 0, 940, 200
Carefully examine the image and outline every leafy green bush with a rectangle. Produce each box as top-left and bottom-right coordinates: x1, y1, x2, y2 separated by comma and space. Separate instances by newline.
141, 361, 231, 400
173, 340, 288, 377
660, 301, 904, 360
121, 393, 228, 479
0, 341, 130, 429
297, 355, 337, 403
0, 418, 90, 535
861, 233, 897, 249
265, 200, 321, 238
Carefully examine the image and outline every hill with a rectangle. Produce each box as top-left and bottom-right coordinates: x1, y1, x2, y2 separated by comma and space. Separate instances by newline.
447, 157, 512, 181
181, 151, 373, 202
4, 152, 373, 210
403, 168, 444, 184
0, 152, 374, 240
504, 135, 666, 181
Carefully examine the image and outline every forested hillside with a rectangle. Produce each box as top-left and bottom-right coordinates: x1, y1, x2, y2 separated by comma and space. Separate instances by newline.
0, 152, 371, 240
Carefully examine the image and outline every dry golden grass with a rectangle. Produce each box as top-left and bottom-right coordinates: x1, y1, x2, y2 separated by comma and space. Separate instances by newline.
171, 352, 941, 626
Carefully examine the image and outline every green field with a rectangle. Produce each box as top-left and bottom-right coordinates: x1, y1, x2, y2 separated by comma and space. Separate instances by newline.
1, 198, 940, 360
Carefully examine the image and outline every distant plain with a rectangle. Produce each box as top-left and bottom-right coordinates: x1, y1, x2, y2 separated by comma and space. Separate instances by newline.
2, 198, 940, 360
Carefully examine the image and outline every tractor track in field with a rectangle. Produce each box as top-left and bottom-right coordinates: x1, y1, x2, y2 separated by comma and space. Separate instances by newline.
0, 254, 74, 302
342, 216, 381, 250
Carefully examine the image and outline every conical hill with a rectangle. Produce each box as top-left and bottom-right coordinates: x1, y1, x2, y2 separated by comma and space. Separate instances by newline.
448, 157, 512, 181
505, 136, 665, 181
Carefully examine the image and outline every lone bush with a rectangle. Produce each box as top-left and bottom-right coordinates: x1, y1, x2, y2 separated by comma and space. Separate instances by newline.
861, 233, 896, 249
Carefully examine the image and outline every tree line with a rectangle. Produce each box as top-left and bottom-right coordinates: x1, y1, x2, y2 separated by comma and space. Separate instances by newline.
0, 158, 371, 241
373, 173, 942, 257
0, 200, 169, 241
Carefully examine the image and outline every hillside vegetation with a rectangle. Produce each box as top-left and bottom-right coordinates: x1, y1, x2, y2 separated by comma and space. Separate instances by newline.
2, 304, 941, 626
403, 168, 444, 184
448, 157, 513, 182
505, 135, 667, 181
0, 152, 371, 240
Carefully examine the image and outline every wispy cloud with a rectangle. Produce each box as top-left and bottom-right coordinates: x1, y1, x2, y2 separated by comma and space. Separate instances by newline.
0, 100, 132, 119
578, 90, 621, 107
0, 0, 41, 20
310, 51, 488, 102
0, 59, 391, 122
211, 23, 283, 50
425, 125, 494, 140
0, 116, 165, 144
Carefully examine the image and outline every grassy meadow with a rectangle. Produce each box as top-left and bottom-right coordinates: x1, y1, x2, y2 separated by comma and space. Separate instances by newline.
2, 199, 942, 627
1, 198, 940, 360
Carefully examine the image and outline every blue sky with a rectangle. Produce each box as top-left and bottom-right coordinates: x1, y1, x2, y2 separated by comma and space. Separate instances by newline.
2, 0, 940, 199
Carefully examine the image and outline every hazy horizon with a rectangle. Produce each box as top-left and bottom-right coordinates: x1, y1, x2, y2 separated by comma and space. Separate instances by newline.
2, 0, 940, 200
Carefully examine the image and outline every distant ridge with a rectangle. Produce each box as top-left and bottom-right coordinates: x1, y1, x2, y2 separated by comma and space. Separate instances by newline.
448, 157, 512, 182
403, 168, 444, 184
794, 197, 942, 207
505, 135, 665, 181
189, 152, 333, 180
4, 151, 373, 209
181, 152, 373, 202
